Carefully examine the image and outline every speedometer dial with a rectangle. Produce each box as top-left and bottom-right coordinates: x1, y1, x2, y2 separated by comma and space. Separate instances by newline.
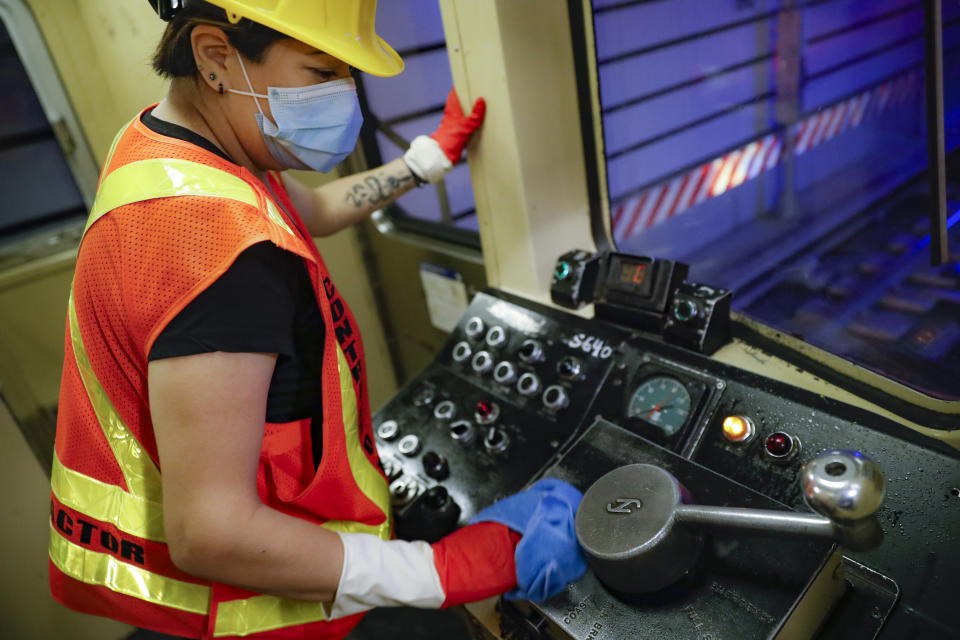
627, 376, 692, 436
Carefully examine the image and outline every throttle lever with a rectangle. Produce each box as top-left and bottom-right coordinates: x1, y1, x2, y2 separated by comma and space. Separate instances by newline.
674, 450, 885, 551
575, 450, 885, 595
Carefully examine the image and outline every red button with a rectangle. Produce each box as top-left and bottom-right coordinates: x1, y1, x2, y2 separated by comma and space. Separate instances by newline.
476, 401, 494, 419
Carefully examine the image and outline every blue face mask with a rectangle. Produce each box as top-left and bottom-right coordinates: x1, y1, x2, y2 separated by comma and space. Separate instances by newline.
230, 53, 363, 173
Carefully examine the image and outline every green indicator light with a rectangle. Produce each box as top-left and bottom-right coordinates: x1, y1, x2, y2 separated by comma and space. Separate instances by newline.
674, 300, 697, 322
555, 261, 572, 280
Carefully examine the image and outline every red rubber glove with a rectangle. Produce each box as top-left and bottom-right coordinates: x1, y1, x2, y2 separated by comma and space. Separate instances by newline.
327, 522, 521, 619
430, 89, 487, 164
432, 522, 522, 607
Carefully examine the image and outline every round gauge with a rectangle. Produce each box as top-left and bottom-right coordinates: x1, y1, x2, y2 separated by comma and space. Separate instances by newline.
626, 376, 692, 436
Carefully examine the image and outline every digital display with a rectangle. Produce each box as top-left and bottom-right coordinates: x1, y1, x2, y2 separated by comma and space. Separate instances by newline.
620, 262, 649, 286
609, 257, 655, 297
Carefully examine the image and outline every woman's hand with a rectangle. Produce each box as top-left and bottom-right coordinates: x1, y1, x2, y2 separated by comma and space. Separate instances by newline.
284, 88, 486, 238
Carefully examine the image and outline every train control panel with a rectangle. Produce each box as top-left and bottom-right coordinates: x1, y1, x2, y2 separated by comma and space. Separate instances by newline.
372, 251, 960, 639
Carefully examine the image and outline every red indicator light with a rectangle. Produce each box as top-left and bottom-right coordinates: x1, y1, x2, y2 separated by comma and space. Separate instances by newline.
765, 432, 792, 457
474, 400, 500, 424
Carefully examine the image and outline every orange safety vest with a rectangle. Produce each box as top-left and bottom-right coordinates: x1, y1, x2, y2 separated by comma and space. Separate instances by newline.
49, 109, 392, 640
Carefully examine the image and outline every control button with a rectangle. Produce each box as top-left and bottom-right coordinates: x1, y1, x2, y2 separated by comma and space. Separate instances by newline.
557, 356, 582, 380
422, 451, 450, 481
449, 420, 475, 444
722, 415, 755, 444
493, 361, 518, 385
452, 341, 472, 363
517, 372, 542, 397
381, 458, 403, 481
475, 400, 501, 425
397, 434, 421, 457
424, 485, 450, 510
471, 350, 494, 374
376, 420, 400, 441
483, 427, 510, 455
433, 400, 457, 422
542, 385, 570, 411
518, 339, 544, 363
389, 477, 421, 507
486, 325, 508, 349
413, 387, 435, 407
464, 316, 485, 339
673, 298, 699, 322
764, 431, 800, 463
555, 261, 572, 280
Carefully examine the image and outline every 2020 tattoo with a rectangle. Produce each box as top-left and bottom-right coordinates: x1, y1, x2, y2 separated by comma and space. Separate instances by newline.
344, 168, 415, 209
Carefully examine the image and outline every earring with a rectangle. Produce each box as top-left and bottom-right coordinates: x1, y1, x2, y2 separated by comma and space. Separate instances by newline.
218, 83, 224, 95
208, 72, 217, 81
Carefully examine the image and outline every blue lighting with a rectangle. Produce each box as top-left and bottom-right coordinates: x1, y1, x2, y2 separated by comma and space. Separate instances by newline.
913, 207, 960, 252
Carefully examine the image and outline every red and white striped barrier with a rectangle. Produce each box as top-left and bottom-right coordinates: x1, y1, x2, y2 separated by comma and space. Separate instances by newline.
611, 70, 921, 242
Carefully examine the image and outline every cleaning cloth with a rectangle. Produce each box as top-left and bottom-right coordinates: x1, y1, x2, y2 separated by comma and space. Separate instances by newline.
470, 478, 586, 601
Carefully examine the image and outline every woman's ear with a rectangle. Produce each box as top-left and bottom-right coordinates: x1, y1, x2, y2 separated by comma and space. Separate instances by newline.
192, 25, 232, 93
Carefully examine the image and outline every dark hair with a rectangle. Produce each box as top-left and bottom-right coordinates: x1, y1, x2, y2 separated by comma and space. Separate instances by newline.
151, 1, 288, 78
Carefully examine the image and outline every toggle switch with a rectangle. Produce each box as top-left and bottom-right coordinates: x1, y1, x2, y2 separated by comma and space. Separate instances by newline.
449, 420, 475, 444
483, 427, 510, 455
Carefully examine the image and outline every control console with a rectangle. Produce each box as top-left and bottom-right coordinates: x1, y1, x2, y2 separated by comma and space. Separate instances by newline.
372, 272, 959, 636
373, 290, 626, 541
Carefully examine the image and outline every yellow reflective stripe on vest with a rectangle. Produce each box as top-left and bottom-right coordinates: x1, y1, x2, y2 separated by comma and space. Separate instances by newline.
214, 594, 331, 637
68, 293, 163, 503
85, 158, 295, 237
49, 524, 210, 615
329, 345, 391, 540
51, 450, 165, 542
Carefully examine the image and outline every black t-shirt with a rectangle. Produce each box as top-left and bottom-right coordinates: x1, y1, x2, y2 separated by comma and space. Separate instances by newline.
143, 110, 326, 463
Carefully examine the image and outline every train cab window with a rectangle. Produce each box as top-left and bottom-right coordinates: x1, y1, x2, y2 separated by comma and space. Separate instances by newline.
355, 0, 479, 248
0, 2, 95, 256
574, 0, 960, 401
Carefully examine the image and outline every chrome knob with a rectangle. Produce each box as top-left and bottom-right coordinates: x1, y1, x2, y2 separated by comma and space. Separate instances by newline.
517, 372, 541, 397
542, 385, 570, 411
486, 325, 508, 349
464, 316, 485, 339
376, 420, 400, 441
471, 351, 494, 374
518, 339, 544, 363
493, 361, 518, 385
433, 400, 457, 422
451, 341, 472, 363
802, 450, 885, 521
397, 435, 421, 457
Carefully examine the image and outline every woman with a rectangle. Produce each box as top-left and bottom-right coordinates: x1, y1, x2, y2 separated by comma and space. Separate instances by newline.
49, 2, 583, 639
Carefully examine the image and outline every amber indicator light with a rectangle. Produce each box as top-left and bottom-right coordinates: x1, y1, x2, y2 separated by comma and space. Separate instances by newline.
722, 415, 754, 443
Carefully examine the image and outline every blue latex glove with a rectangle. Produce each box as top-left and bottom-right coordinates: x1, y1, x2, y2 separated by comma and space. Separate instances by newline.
470, 478, 587, 601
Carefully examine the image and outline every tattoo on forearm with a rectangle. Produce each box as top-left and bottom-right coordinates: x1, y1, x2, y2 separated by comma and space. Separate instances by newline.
344, 169, 415, 209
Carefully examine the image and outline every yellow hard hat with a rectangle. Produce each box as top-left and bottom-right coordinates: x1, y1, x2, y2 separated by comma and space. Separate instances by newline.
207, 0, 404, 77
